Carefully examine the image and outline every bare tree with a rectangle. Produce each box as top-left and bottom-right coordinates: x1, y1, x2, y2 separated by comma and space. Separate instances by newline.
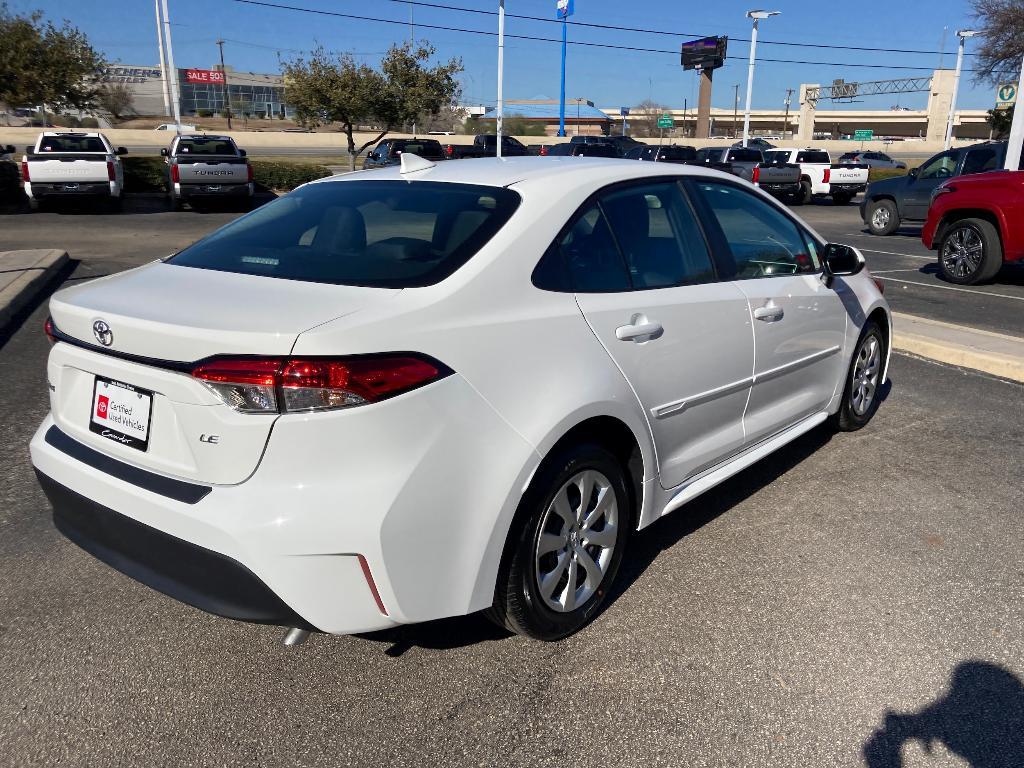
631, 99, 666, 138
97, 80, 134, 123
972, 0, 1024, 83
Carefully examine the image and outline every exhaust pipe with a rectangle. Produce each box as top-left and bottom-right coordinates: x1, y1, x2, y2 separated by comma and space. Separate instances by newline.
282, 627, 310, 647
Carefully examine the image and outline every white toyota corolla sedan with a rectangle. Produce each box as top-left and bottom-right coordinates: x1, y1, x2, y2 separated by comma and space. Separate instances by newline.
30, 154, 890, 642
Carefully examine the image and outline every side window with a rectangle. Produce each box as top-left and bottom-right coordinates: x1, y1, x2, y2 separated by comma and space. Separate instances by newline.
918, 151, 959, 180
599, 182, 715, 289
557, 204, 631, 292
693, 181, 820, 279
962, 147, 998, 175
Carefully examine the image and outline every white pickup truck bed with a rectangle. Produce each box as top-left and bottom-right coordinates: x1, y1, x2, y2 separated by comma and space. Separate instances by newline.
22, 132, 125, 210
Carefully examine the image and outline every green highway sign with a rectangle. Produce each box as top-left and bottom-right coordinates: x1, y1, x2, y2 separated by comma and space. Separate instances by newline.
658, 114, 674, 128
853, 129, 874, 141
997, 82, 1017, 109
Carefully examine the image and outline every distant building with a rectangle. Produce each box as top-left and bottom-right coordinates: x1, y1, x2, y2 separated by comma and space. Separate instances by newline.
474, 99, 612, 136
104, 64, 294, 118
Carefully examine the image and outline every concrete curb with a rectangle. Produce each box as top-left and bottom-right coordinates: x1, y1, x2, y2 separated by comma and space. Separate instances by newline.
0, 249, 69, 328
892, 312, 1024, 383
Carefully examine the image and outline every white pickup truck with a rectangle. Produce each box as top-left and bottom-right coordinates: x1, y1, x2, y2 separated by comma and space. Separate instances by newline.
764, 148, 870, 206
21, 132, 127, 211
161, 134, 253, 210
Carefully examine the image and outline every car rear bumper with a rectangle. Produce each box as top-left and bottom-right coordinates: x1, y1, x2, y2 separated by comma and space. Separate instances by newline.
758, 182, 800, 195
176, 182, 253, 200
831, 183, 866, 194
26, 181, 115, 199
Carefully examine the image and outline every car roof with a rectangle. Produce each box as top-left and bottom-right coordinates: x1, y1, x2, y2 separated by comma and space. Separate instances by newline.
313, 155, 735, 191
178, 134, 232, 141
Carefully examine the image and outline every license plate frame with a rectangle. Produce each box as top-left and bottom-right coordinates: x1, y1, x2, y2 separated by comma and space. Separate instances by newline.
89, 376, 154, 452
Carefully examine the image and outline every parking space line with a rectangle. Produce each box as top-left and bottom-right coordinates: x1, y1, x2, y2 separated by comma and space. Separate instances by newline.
869, 269, 921, 274
859, 247, 933, 261
875, 276, 1024, 301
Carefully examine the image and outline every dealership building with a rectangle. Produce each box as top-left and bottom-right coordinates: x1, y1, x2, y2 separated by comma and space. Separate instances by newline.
105, 64, 294, 118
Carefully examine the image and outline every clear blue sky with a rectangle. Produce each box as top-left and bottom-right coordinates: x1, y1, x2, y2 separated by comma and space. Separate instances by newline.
10, 0, 1002, 111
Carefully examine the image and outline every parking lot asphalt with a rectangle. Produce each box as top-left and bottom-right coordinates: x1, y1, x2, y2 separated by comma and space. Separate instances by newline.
0, 213, 1022, 765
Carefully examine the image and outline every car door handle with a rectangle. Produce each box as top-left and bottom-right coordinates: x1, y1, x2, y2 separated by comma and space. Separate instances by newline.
615, 316, 663, 341
753, 304, 785, 322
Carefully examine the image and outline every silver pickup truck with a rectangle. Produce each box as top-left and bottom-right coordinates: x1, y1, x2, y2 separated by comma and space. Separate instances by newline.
161, 135, 253, 210
695, 147, 802, 201
21, 132, 127, 211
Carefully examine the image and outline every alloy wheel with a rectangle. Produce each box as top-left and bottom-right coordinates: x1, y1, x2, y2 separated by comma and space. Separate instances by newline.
851, 335, 881, 416
534, 469, 618, 613
941, 227, 984, 280
871, 207, 891, 230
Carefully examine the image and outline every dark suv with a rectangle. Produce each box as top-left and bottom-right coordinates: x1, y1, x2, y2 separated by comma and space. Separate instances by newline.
363, 139, 447, 169
860, 141, 1019, 235
626, 145, 697, 164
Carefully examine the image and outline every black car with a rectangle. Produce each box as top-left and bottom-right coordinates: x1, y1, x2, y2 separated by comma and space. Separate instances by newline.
363, 139, 447, 169
545, 143, 618, 158
732, 137, 776, 151
628, 145, 697, 164
860, 141, 1017, 235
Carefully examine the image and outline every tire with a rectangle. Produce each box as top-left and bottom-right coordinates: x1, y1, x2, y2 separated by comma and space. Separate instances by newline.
937, 218, 1003, 285
487, 443, 631, 641
27, 197, 40, 212
788, 190, 804, 206
107, 196, 123, 213
866, 199, 900, 236
833, 320, 886, 432
831, 191, 852, 206
798, 180, 813, 206
171, 195, 184, 212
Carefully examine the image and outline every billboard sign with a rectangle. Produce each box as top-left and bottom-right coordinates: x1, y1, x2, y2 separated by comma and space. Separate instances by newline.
185, 68, 225, 85
680, 36, 728, 71
556, 0, 574, 19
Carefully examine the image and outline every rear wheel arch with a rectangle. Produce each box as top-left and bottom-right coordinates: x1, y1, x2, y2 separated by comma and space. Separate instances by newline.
937, 208, 1003, 248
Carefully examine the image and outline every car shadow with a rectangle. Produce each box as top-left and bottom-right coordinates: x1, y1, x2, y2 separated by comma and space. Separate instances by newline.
917, 261, 1024, 288
862, 661, 1024, 767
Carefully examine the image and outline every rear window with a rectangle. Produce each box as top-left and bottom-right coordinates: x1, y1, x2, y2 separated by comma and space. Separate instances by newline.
168, 180, 521, 288
390, 140, 444, 158
796, 150, 831, 164
39, 135, 106, 153
726, 149, 763, 163
763, 150, 790, 164
838, 153, 859, 161
177, 138, 236, 155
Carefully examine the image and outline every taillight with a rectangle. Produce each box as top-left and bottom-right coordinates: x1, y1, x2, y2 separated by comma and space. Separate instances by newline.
21, 160, 30, 182
540, 146, 548, 156
247, 164, 253, 183
44, 316, 57, 345
191, 355, 450, 414
752, 166, 760, 184
823, 168, 831, 184
170, 164, 180, 183
106, 161, 116, 182
445, 145, 454, 157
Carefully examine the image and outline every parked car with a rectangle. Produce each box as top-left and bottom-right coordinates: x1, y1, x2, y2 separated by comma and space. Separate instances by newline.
696, 147, 802, 200
0, 143, 15, 162
544, 143, 618, 158
364, 138, 447, 168
861, 140, 1019, 235
629, 145, 697, 164
837, 151, 906, 170
21, 131, 127, 211
161, 134, 253, 210
31, 156, 890, 643
733, 137, 776, 151
922, 170, 1024, 284
443, 134, 530, 159
764, 148, 870, 206
155, 123, 198, 131
570, 135, 644, 157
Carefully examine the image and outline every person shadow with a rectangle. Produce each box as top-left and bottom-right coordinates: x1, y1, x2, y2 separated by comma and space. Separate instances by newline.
863, 661, 1024, 767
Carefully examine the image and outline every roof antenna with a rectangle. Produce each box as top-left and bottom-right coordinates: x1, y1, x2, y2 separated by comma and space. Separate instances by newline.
399, 152, 436, 174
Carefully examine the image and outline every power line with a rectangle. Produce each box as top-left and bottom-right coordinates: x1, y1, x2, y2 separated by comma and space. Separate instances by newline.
371, 0, 979, 57
226, 0, 981, 72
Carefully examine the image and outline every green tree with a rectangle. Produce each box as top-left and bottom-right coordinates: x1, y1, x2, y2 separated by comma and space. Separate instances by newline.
284, 42, 462, 170
987, 104, 1015, 136
0, 3, 105, 111
972, 0, 1024, 83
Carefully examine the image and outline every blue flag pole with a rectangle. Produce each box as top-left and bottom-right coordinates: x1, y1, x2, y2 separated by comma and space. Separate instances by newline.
558, 17, 567, 137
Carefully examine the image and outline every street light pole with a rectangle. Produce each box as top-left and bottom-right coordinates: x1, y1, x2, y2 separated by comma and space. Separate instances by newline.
1005, 53, 1024, 171
945, 30, 978, 150
160, 0, 182, 130
742, 9, 779, 147
496, 0, 504, 158
154, 0, 171, 117
733, 84, 739, 138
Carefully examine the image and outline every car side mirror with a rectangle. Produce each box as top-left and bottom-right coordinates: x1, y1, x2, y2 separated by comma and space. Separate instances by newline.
823, 243, 866, 284
238, 149, 246, 157
116, 147, 128, 155
908, 167, 919, 178
160, 148, 169, 157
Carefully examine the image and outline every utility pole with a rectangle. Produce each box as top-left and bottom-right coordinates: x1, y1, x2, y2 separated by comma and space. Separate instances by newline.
154, 0, 171, 117
683, 98, 687, 138
216, 39, 232, 130
783, 88, 794, 140
496, 0, 504, 157
733, 84, 740, 138
160, 0, 182, 130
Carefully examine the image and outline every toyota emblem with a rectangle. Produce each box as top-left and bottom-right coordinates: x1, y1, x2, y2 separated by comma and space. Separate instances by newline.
92, 320, 113, 347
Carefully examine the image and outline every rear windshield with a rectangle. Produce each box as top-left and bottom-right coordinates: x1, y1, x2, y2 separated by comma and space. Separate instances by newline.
726, 149, 762, 163
763, 150, 790, 164
390, 140, 443, 157
796, 150, 831, 164
838, 153, 859, 161
168, 180, 521, 288
38, 135, 106, 153
177, 138, 237, 155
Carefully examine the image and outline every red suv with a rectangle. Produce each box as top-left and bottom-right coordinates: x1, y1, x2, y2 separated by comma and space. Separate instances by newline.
922, 170, 1024, 284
